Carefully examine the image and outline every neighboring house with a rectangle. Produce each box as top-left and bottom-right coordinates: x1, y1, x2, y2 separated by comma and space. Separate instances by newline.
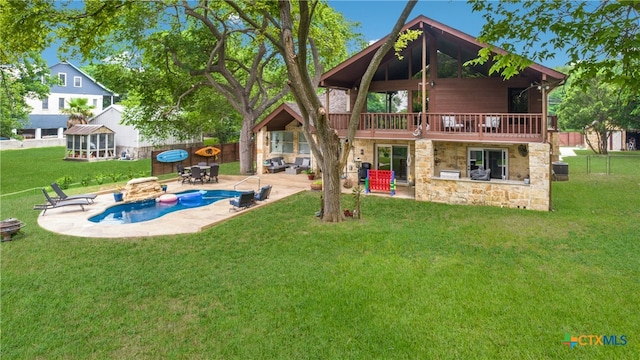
23, 61, 116, 138
584, 127, 631, 152
90, 104, 202, 159
255, 15, 566, 211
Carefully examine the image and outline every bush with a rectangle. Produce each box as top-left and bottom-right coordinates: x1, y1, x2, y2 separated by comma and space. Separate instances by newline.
56, 175, 73, 190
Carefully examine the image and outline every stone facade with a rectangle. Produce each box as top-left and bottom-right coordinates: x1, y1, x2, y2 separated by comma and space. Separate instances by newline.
256, 121, 313, 175
123, 177, 164, 203
415, 140, 550, 211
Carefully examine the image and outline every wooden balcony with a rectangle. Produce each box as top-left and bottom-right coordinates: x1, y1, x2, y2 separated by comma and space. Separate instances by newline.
328, 113, 553, 143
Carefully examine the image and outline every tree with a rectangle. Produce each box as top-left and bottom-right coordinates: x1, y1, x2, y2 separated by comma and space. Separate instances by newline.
52, 1, 356, 174
232, 0, 417, 222
0, 0, 63, 136
467, 0, 640, 91
61, 98, 95, 128
557, 70, 640, 154
0, 54, 52, 138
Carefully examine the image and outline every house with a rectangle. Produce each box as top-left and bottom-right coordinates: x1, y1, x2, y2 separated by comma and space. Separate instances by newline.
90, 104, 202, 159
254, 15, 566, 211
23, 61, 116, 139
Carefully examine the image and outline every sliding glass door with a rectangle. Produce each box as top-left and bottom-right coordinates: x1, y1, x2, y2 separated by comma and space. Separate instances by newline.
468, 147, 508, 179
376, 145, 408, 182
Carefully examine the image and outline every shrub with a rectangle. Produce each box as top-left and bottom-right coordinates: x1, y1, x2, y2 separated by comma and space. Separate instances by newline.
56, 175, 73, 190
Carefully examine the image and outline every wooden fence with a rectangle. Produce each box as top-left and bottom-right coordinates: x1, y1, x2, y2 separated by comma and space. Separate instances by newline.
558, 132, 584, 147
151, 143, 240, 176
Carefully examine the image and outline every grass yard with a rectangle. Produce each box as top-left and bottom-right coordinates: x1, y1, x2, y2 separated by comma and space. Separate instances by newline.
1, 147, 639, 358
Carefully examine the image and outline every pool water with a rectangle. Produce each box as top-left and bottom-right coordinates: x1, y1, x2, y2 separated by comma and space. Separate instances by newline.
89, 189, 241, 224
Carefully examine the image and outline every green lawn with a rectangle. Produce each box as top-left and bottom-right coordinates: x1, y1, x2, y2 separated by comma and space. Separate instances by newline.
1, 147, 639, 358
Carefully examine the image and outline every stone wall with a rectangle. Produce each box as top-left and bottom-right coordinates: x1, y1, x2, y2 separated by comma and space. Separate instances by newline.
123, 177, 164, 203
415, 139, 551, 211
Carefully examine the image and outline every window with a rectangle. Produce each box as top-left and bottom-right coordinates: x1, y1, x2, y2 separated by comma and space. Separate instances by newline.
93, 99, 98, 107
468, 147, 508, 179
58, 73, 66, 86
298, 133, 310, 154
74, 76, 82, 87
270, 131, 293, 153
509, 88, 528, 113
59, 98, 65, 110
42, 98, 49, 110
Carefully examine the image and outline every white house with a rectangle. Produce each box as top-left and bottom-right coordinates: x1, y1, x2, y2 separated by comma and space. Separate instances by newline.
23, 61, 116, 139
90, 104, 201, 159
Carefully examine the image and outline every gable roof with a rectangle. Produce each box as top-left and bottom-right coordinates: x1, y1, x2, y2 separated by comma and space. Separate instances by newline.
63, 124, 114, 135
253, 103, 304, 132
51, 61, 116, 96
320, 15, 565, 89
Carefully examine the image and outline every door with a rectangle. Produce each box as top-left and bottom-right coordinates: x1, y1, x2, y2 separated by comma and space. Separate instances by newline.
468, 147, 507, 179
376, 145, 408, 182
487, 150, 506, 179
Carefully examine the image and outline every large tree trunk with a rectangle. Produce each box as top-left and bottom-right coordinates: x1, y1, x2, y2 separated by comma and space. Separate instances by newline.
318, 131, 343, 222
239, 114, 254, 174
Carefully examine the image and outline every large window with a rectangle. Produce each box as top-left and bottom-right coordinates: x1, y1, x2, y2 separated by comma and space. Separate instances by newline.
509, 88, 528, 113
298, 133, 310, 154
270, 131, 293, 154
468, 147, 508, 179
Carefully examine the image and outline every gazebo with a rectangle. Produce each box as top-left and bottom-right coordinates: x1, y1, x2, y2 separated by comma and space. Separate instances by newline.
64, 124, 116, 161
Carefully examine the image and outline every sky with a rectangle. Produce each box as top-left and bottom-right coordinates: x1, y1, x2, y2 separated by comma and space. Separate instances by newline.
42, 0, 569, 69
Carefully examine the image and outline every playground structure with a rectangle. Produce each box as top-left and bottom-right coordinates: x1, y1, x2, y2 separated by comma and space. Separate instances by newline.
365, 170, 396, 196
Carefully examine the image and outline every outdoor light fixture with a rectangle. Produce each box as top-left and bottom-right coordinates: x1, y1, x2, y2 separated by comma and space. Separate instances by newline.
430, 81, 435, 87
355, 157, 362, 169
360, 148, 364, 156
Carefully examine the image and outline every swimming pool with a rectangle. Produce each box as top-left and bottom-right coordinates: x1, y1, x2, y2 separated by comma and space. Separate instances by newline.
89, 189, 241, 224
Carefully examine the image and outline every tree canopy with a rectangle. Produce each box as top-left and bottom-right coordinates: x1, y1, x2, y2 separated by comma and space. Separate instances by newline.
52, 0, 359, 173
468, 0, 640, 90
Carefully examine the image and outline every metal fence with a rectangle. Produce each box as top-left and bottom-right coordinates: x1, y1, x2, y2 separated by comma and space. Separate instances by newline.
586, 155, 640, 175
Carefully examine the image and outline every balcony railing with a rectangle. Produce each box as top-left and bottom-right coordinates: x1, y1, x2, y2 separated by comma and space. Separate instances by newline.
328, 112, 553, 142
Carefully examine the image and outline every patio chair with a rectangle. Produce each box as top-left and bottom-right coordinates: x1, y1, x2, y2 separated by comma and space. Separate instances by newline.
254, 185, 272, 202
229, 191, 256, 211
209, 164, 219, 183
51, 182, 97, 204
442, 115, 463, 130
470, 167, 491, 181
189, 166, 206, 184
176, 164, 190, 184
34, 188, 89, 215
480, 116, 501, 131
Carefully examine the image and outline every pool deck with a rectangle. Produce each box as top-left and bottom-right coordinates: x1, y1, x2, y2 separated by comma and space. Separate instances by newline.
38, 172, 414, 238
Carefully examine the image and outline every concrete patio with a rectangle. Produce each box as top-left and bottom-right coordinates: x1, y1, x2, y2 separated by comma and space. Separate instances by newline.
37, 172, 414, 238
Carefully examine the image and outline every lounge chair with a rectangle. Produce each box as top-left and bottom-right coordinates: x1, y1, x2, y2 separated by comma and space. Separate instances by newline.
229, 191, 256, 211
34, 188, 89, 215
51, 183, 97, 204
254, 185, 272, 202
